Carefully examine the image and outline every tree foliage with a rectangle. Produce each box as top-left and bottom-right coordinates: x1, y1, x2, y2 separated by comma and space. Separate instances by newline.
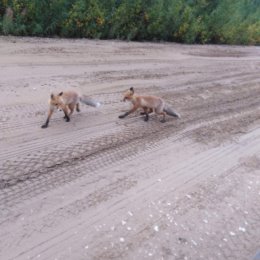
0, 0, 259, 44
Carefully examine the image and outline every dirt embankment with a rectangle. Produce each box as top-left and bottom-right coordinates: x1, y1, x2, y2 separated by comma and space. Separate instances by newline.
0, 37, 260, 260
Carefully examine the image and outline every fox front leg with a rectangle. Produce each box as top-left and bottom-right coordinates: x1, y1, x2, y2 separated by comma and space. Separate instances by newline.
76, 103, 80, 112
41, 109, 53, 128
142, 107, 151, 122
119, 106, 138, 119
68, 104, 76, 116
62, 106, 70, 122
140, 107, 153, 115
118, 111, 130, 119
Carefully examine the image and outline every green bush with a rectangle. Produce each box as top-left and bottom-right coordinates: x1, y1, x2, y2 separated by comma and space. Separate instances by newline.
63, 0, 105, 38
2, 7, 14, 34
0, 0, 259, 44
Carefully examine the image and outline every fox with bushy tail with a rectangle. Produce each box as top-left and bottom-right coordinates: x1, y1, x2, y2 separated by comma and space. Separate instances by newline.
41, 90, 100, 128
119, 87, 180, 122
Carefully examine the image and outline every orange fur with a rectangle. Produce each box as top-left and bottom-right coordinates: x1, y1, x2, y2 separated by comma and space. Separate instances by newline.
41, 90, 99, 128
119, 87, 167, 122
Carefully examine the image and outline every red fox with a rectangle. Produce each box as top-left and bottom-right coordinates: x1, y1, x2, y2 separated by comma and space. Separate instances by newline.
41, 90, 100, 128
119, 87, 180, 122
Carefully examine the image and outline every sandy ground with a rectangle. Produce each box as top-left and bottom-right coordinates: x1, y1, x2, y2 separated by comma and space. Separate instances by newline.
0, 36, 260, 260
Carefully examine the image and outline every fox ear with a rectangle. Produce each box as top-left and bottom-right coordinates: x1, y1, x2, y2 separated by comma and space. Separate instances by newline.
130, 87, 134, 93
58, 92, 63, 96
50, 93, 54, 99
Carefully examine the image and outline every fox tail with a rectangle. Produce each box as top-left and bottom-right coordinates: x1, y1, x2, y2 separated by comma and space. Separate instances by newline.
80, 95, 101, 108
164, 105, 181, 118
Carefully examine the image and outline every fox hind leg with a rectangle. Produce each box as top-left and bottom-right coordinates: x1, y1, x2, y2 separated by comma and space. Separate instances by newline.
159, 112, 166, 123
155, 106, 166, 123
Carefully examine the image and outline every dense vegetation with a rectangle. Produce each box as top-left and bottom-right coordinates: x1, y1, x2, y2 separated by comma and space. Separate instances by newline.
0, 0, 259, 45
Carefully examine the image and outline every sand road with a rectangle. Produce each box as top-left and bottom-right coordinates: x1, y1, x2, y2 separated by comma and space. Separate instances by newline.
0, 36, 260, 260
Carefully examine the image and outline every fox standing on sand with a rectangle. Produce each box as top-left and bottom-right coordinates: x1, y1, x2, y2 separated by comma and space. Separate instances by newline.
41, 90, 100, 128
119, 87, 180, 122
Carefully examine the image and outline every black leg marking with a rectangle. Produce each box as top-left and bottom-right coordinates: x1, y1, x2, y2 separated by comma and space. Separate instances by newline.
65, 115, 70, 122
119, 111, 130, 119
144, 113, 149, 122
41, 119, 49, 128
63, 110, 70, 122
